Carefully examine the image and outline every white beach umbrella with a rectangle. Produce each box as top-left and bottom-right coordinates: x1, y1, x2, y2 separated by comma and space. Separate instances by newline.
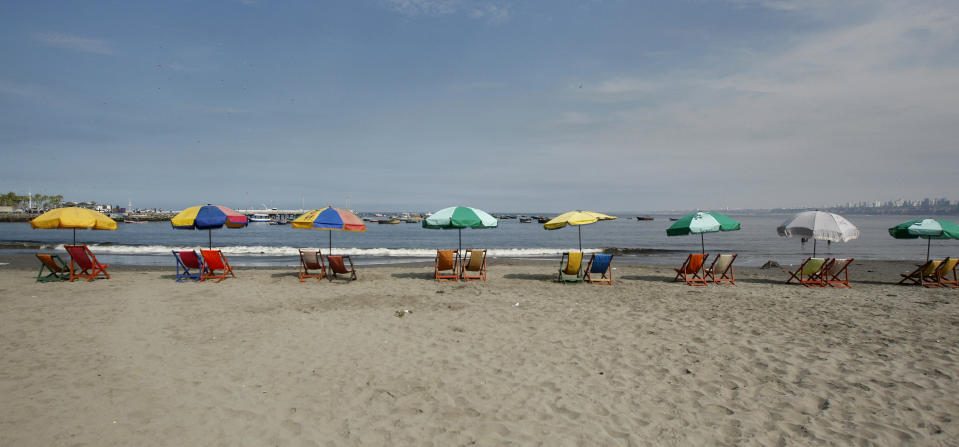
777, 211, 859, 257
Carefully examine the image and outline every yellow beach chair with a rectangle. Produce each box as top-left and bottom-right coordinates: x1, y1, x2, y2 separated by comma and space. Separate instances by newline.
558, 252, 584, 283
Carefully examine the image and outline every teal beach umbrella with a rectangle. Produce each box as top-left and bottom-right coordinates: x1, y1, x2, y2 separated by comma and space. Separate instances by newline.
666, 211, 741, 254
888, 218, 959, 261
423, 206, 498, 255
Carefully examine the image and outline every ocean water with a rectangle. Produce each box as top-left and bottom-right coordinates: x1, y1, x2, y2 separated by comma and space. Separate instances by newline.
2, 214, 958, 267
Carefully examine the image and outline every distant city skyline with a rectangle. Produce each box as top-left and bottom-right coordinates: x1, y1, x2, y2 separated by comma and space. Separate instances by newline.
2, 1, 958, 211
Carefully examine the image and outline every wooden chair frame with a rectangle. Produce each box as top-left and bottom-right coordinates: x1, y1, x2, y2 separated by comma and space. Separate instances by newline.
200, 249, 235, 283
327, 255, 357, 281
173, 250, 204, 282
434, 249, 459, 282
298, 249, 326, 282
825, 258, 854, 288
674, 254, 709, 286
64, 244, 110, 282
704, 254, 737, 285
460, 249, 487, 282
36, 254, 70, 282
558, 252, 585, 284
584, 253, 614, 285
785, 257, 829, 287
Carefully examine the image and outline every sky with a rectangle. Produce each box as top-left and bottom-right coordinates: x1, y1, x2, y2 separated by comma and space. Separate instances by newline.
1, 0, 957, 213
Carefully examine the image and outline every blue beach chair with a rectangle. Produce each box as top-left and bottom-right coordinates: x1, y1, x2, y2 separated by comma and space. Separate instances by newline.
173, 250, 204, 282
585, 253, 614, 285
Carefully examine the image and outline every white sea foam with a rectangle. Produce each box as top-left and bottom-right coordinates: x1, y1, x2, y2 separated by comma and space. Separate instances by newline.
67, 244, 601, 258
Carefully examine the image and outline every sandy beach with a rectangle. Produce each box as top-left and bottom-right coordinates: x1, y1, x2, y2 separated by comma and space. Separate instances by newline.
1, 257, 957, 446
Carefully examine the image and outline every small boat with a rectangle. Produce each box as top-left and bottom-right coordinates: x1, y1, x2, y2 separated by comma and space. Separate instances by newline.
669, 217, 680, 221
519, 217, 532, 223
636, 216, 654, 221
537, 217, 550, 224
250, 213, 271, 222
123, 219, 147, 224
378, 219, 401, 224
269, 219, 288, 225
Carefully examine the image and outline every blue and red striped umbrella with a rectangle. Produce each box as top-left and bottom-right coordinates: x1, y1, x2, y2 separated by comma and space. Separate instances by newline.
292, 207, 365, 252
171, 204, 249, 249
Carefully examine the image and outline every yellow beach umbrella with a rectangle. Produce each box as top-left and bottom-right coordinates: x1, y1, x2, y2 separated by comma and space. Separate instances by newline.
30, 207, 117, 244
543, 210, 617, 252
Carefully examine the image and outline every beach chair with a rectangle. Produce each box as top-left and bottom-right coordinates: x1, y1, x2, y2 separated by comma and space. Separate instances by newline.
298, 249, 326, 282
434, 250, 459, 282
825, 258, 854, 288
461, 249, 487, 281
936, 258, 958, 288
705, 254, 737, 285
327, 255, 357, 281
898, 258, 944, 287
558, 252, 585, 283
173, 250, 204, 282
64, 244, 110, 282
200, 249, 235, 283
584, 253, 614, 285
785, 257, 829, 287
36, 254, 69, 282
673, 254, 709, 286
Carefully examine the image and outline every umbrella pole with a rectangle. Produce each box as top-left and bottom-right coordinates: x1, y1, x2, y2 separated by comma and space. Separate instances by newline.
701, 233, 705, 254
813, 239, 816, 258
209, 229, 212, 250
329, 231, 333, 254
927, 237, 931, 262
73, 228, 76, 245
578, 226, 582, 253
459, 228, 463, 258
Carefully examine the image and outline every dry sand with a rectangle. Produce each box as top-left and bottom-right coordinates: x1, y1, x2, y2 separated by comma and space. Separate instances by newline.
1, 258, 957, 446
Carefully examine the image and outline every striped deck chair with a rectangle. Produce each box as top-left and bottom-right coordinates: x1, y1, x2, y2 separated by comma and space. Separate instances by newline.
173, 250, 204, 282
585, 253, 614, 285
674, 254, 708, 286
327, 255, 357, 281
298, 249, 326, 282
200, 249, 235, 283
64, 245, 110, 282
558, 252, 584, 283
705, 254, 737, 285
785, 257, 829, 287
36, 254, 69, 282
825, 258, 854, 288
434, 250, 459, 282
936, 258, 958, 288
898, 258, 944, 287
461, 249, 487, 281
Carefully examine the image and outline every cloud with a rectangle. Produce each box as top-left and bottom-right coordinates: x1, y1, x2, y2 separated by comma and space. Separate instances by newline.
383, 0, 511, 23
33, 32, 114, 55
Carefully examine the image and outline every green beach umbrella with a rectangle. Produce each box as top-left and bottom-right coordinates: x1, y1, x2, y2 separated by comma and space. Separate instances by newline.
666, 211, 741, 254
888, 218, 959, 261
423, 206, 498, 255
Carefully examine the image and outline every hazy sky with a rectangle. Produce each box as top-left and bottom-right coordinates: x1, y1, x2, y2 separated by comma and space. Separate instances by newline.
1, 0, 957, 212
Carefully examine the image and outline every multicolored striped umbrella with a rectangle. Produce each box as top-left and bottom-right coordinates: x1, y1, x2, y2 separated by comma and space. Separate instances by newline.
666, 211, 741, 253
888, 218, 959, 261
543, 210, 617, 252
30, 206, 117, 245
171, 204, 249, 249
422, 206, 498, 254
291, 207, 366, 252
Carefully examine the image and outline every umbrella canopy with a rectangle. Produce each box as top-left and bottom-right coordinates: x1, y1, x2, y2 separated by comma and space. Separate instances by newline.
543, 210, 617, 252
422, 206, 498, 254
777, 211, 859, 257
30, 206, 117, 245
666, 211, 740, 253
291, 206, 366, 252
171, 204, 248, 249
888, 218, 959, 261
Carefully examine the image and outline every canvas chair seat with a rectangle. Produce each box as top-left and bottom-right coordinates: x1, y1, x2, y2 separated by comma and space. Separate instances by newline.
461, 249, 487, 281
200, 249, 235, 283
298, 249, 326, 282
585, 253, 614, 285
64, 244, 110, 282
898, 258, 945, 287
786, 257, 829, 287
674, 254, 708, 286
937, 258, 958, 288
558, 252, 584, 283
327, 255, 357, 281
826, 258, 854, 288
173, 250, 204, 282
36, 254, 69, 282
434, 250, 459, 282
705, 254, 737, 285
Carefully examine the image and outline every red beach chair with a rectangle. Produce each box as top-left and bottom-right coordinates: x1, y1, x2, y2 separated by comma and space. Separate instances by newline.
200, 249, 235, 283
327, 255, 357, 281
173, 250, 204, 282
825, 258, 854, 288
705, 254, 737, 285
461, 249, 488, 281
785, 257, 829, 287
298, 249, 326, 282
64, 244, 110, 282
434, 250, 459, 282
674, 254, 708, 286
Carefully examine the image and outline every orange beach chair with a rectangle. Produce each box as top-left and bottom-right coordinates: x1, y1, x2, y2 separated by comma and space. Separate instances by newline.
461, 249, 487, 281
705, 254, 737, 285
36, 253, 70, 282
825, 258, 854, 288
200, 249, 235, 283
434, 250, 459, 282
298, 249, 326, 282
674, 254, 708, 286
898, 258, 945, 287
327, 255, 356, 281
785, 257, 829, 287
64, 244, 110, 282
